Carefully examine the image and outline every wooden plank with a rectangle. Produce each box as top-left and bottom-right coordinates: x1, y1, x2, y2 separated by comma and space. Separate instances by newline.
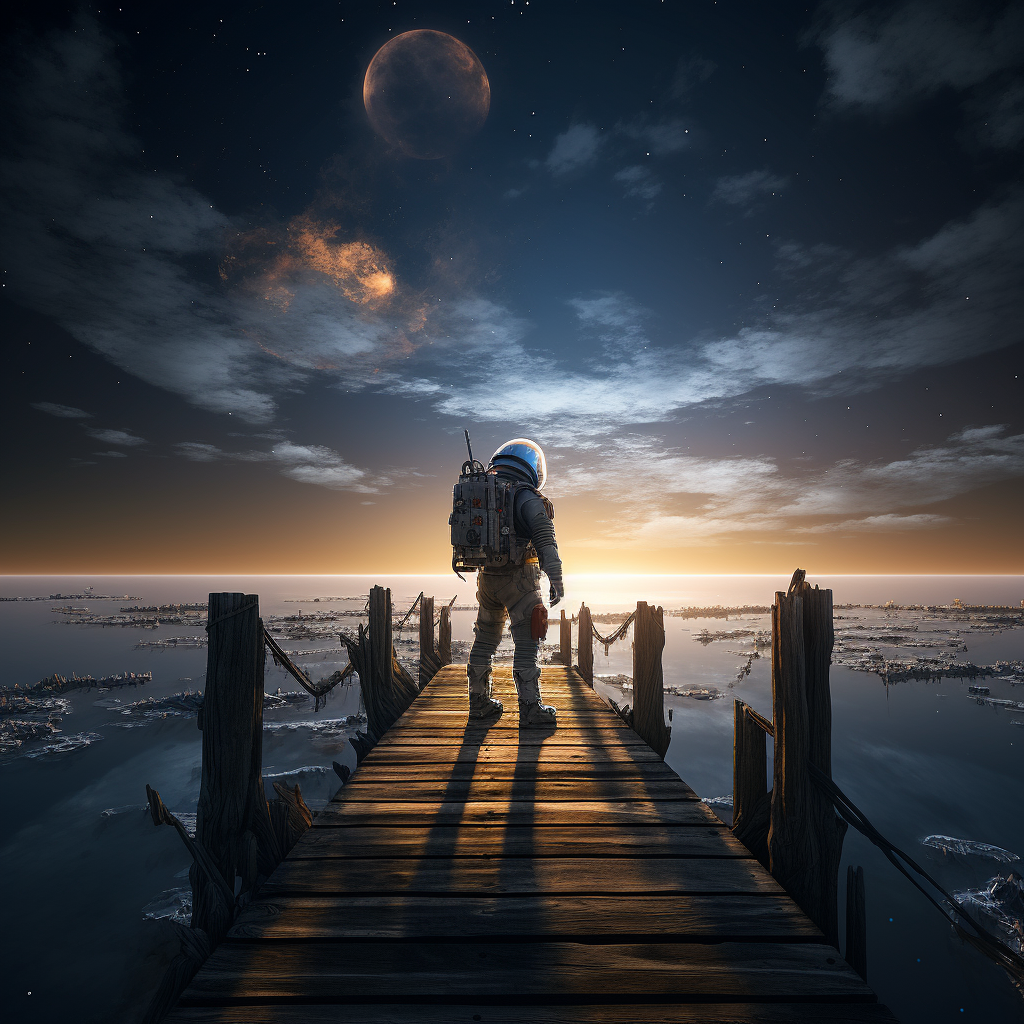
255, 855, 784, 897
358, 744, 664, 765
373, 731, 650, 747
313, 800, 721, 826
169, 1004, 900, 1024
343, 762, 686, 783
332, 778, 698, 803
227, 892, 820, 941
179, 941, 872, 1002
291, 824, 751, 858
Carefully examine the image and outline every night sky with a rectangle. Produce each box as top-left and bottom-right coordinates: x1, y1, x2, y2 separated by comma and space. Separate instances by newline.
2, 1, 1022, 574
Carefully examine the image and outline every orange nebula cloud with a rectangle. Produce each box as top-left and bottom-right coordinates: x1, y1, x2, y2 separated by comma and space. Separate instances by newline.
221, 213, 395, 310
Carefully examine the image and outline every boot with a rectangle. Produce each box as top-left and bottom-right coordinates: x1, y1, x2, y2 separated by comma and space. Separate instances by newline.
519, 699, 557, 728
467, 662, 502, 720
469, 692, 503, 719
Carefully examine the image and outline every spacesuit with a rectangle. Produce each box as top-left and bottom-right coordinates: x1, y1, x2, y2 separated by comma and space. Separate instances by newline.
467, 439, 564, 727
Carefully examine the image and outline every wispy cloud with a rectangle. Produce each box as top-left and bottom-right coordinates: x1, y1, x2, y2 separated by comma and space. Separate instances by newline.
86, 428, 146, 446
566, 426, 1024, 547
545, 123, 603, 175
671, 54, 717, 100
613, 165, 662, 202
814, 0, 1024, 147
712, 169, 789, 208
173, 439, 378, 492
31, 401, 91, 419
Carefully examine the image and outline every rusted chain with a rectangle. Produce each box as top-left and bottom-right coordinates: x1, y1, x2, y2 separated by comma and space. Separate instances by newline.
263, 627, 354, 711
590, 610, 636, 646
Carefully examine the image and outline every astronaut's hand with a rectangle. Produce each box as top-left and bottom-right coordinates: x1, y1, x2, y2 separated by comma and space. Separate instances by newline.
548, 576, 564, 607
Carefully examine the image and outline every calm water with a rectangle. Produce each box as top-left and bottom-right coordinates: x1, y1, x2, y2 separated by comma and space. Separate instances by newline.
1, 574, 1022, 1023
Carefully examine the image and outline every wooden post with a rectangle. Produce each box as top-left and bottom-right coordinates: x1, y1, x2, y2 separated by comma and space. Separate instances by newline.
342, 585, 420, 742
193, 593, 273, 942
577, 603, 594, 686
846, 865, 867, 981
559, 608, 571, 667
438, 604, 452, 667
419, 595, 441, 687
768, 581, 847, 947
732, 700, 770, 868
631, 601, 671, 758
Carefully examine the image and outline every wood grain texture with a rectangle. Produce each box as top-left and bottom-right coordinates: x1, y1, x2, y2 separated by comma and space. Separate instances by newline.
168, 1004, 900, 1024
254, 855, 785, 897
287, 824, 749, 858
179, 940, 872, 1002
226, 893, 821, 941
332, 778, 698, 803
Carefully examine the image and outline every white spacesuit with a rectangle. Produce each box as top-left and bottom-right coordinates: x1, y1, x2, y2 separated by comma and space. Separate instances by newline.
466, 438, 563, 727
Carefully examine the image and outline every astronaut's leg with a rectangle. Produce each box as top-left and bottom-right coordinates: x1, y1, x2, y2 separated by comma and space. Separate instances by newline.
467, 572, 506, 718
506, 564, 556, 727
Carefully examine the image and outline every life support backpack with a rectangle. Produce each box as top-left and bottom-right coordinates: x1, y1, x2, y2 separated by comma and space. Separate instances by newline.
450, 459, 553, 578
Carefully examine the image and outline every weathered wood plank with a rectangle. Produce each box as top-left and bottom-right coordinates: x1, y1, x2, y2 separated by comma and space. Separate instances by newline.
358, 744, 664, 765
255, 855, 784, 897
178, 941, 872, 1002
332, 778, 699, 803
314, 800, 721, 826
226, 893, 821, 941
291, 824, 750, 858
344, 762, 686, 783
373, 730, 650, 747
168, 1004, 900, 1024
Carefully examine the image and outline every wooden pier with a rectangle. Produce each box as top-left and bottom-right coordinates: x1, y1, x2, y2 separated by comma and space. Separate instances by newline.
165, 662, 896, 1023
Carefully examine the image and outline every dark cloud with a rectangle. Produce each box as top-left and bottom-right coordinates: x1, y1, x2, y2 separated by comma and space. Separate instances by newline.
31, 401, 90, 418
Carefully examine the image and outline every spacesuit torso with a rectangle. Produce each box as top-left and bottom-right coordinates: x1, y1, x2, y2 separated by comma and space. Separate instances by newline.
483, 470, 561, 583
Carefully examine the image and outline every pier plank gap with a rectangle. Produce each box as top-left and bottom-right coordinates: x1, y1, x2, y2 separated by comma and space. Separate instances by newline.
164, 624, 897, 1020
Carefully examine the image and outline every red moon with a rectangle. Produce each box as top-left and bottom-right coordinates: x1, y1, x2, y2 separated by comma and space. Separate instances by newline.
363, 30, 490, 160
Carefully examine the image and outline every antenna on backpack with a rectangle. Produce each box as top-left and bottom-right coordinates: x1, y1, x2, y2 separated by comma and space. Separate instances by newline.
463, 429, 485, 476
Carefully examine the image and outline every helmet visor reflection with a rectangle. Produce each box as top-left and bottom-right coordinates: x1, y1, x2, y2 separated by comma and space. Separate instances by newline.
490, 437, 547, 489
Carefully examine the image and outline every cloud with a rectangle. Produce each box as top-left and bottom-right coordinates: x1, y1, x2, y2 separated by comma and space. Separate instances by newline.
803, 513, 952, 533
31, 401, 91, 418
0, 19, 433, 427
814, 0, 1024, 146
671, 54, 717, 100
86, 428, 146, 446
545, 124, 603, 175
613, 165, 662, 202
93, 450, 127, 458
566, 426, 1024, 547
173, 439, 377, 492
411, 192, 1022, 440
712, 169, 789, 207
618, 118, 692, 155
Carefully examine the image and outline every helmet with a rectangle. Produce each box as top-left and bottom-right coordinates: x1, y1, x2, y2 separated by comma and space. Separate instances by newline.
489, 438, 547, 489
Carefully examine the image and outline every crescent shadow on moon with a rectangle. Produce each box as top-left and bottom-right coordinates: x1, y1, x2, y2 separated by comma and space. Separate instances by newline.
363, 29, 490, 160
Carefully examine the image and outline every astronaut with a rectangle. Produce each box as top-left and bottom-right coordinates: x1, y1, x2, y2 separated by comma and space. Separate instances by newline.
467, 438, 564, 727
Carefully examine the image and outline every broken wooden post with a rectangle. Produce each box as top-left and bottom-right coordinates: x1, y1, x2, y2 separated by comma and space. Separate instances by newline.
630, 601, 671, 758
342, 585, 419, 743
438, 603, 452, 667
846, 864, 867, 981
577, 602, 594, 686
559, 608, 571, 667
193, 592, 274, 942
768, 577, 847, 947
419, 595, 442, 687
732, 700, 771, 868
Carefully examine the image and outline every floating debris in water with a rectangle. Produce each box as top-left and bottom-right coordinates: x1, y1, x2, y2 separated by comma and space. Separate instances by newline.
968, 685, 991, 695
693, 628, 766, 645
142, 887, 193, 926
1, 671, 151, 697
21, 731, 103, 758
100, 804, 147, 819
921, 835, 1021, 863
970, 694, 1024, 712
954, 872, 1024, 956
263, 715, 365, 735
667, 685, 726, 701
703, 795, 734, 808
262, 765, 332, 780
